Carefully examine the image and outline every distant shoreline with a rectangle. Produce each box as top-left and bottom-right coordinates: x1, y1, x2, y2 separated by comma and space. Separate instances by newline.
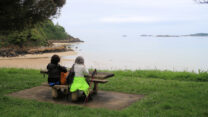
140, 33, 208, 37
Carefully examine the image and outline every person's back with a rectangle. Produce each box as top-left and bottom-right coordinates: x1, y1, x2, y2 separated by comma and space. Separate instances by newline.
47, 55, 67, 86
74, 64, 89, 78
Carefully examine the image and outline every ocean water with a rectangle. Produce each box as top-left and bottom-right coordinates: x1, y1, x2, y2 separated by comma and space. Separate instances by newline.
63, 36, 208, 72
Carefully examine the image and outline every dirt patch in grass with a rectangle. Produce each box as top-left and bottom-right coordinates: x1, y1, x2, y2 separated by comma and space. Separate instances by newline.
8, 86, 144, 110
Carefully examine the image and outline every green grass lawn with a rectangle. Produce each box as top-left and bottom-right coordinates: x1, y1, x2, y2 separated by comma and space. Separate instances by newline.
0, 68, 208, 117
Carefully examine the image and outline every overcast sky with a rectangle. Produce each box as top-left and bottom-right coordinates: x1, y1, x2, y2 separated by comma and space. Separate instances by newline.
53, 0, 208, 38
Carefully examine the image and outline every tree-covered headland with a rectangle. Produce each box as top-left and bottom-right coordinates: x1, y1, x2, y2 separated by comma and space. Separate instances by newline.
0, 0, 74, 48
0, 20, 73, 48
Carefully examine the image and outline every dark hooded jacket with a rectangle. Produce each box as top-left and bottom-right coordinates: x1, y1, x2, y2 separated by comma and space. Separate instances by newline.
47, 63, 67, 83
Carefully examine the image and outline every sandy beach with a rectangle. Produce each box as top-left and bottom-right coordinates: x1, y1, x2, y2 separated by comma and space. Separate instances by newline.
0, 51, 77, 70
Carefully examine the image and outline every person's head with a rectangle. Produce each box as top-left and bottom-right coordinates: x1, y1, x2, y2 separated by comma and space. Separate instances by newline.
75, 56, 84, 65
51, 54, 60, 65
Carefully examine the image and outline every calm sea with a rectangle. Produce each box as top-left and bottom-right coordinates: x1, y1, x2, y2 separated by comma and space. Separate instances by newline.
63, 36, 208, 72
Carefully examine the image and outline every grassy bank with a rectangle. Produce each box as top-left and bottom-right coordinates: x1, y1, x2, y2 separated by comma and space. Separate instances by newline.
0, 68, 208, 117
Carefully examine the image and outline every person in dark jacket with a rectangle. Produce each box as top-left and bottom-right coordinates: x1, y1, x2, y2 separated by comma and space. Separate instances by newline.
47, 54, 67, 86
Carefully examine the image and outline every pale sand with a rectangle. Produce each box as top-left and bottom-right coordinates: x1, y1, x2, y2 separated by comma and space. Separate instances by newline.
0, 51, 77, 70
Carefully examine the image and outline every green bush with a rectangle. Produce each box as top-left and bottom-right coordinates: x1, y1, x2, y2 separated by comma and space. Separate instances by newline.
7, 30, 29, 47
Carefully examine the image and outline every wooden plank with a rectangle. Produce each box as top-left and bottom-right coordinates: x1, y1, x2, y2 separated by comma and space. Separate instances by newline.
90, 79, 108, 83
53, 85, 68, 89
42, 82, 69, 89
85, 72, 114, 79
42, 79, 107, 88
40, 70, 48, 74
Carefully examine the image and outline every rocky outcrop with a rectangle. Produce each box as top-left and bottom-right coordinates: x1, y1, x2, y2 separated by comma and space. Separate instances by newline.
0, 48, 27, 57
0, 46, 73, 57
0, 37, 80, 57
27, 46, 70, 54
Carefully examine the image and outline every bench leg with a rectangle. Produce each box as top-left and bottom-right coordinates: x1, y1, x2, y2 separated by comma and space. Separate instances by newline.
93, 83, 98, 94
63, 88, 68, 95
52, 87, 58, 98
71, 92, 78, 102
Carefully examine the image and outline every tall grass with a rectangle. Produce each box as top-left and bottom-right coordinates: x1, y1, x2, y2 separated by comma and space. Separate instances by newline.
112, 69, 208, 81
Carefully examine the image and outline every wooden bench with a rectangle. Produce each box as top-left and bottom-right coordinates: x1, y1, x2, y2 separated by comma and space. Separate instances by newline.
42, 82, 69, 98
40, 70, 114, 99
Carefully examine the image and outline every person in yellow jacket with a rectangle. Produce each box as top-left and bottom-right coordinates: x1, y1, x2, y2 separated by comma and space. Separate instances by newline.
70, 56, 89, 101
